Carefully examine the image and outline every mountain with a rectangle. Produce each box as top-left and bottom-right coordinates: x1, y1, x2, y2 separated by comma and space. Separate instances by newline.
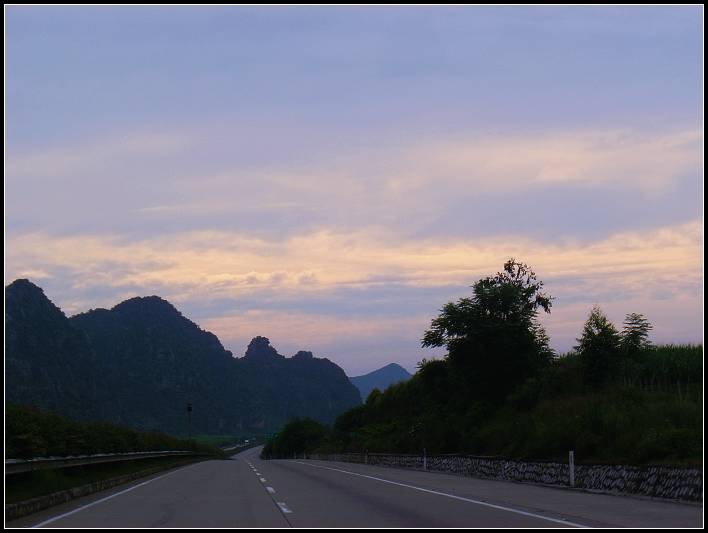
349, 363, 412, 400
70, 295, 240, 434
5, 279, 99, 421
5, 280, 361, 435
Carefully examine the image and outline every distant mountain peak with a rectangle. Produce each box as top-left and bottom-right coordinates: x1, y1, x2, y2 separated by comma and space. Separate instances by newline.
7, 278, 41, 290
349, 362, 412, 401
112, 295, 181, 316
111, 296, 186, 321
244, 336, 283, 360
6, 278, 66, 321
6, 278, 49, 300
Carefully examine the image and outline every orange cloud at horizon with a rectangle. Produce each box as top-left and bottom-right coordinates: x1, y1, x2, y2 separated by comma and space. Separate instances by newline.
7, 220, 701, 304
5, 220, 702, 373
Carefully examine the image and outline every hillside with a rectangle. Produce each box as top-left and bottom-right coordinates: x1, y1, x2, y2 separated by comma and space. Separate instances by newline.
349, 363, 412, 400
5, 279, 98, 422
5, 280, 361, 435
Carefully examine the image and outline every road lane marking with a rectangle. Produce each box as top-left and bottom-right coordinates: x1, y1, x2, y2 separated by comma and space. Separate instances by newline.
266, 486, 276, 494
294, 461, 589, 528
260, 477, 267, 482
30, 464, 194, 528
276, 502, 293, 514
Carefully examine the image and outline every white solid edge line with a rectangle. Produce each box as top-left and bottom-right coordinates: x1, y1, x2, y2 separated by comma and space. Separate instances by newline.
266, 486, 276, 494
31, 464, 193, 528
294, 461, 589, 528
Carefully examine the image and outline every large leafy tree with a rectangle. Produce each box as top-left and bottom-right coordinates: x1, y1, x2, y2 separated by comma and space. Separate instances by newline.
422, 259, 554, 399
575, 305, 622, 386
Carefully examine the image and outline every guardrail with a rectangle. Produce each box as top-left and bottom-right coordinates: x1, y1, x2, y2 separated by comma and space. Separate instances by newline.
5, 450, 200, 475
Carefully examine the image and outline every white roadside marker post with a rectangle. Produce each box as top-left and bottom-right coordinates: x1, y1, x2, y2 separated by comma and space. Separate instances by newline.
569, 450, 575, 487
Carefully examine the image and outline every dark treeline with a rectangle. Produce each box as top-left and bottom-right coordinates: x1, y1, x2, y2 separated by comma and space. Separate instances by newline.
263, 260, 702, 465
6, 403, 225, 459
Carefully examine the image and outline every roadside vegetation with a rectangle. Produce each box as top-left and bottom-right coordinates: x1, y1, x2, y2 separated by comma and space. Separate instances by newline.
6, 455, 201, 504
6, 403, 225, 459
263, 260, 702, 465
6, 404, 229, 506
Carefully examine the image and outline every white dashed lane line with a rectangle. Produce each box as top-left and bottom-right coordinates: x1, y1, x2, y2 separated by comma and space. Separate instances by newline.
277, 502, 293, 514
250, 460, 293, 522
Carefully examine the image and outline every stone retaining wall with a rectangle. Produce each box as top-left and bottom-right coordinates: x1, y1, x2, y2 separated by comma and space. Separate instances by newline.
307, 453, 702, 502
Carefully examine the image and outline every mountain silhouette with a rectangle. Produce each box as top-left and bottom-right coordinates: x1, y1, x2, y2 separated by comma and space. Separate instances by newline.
349, 363, 412, 401
5, 279, 98, 421
5, 280, 361, 435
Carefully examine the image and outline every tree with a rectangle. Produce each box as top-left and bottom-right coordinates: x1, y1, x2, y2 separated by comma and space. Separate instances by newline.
621, 313, 653, 353
261, 418, 328, 459
422, 259, 554, 399
575, 305, 622, 386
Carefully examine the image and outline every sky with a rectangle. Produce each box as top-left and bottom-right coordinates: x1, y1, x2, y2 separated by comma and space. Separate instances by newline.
5, 6, 703, 375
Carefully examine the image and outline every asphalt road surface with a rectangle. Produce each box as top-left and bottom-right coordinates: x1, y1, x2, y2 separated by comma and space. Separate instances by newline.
10, 447, 702, 528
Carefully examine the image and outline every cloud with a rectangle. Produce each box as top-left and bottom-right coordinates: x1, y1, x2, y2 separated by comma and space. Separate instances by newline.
6, 219, 701, 306
201, 310, 427, 354
407, 129, 701, 193
6, 131, 189, 180
5, 124, 701, 370
6, 126, 699, 243
5, 220, 701, 370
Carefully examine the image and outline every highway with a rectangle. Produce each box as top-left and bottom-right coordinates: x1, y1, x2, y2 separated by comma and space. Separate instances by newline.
10, 447, 701, 528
